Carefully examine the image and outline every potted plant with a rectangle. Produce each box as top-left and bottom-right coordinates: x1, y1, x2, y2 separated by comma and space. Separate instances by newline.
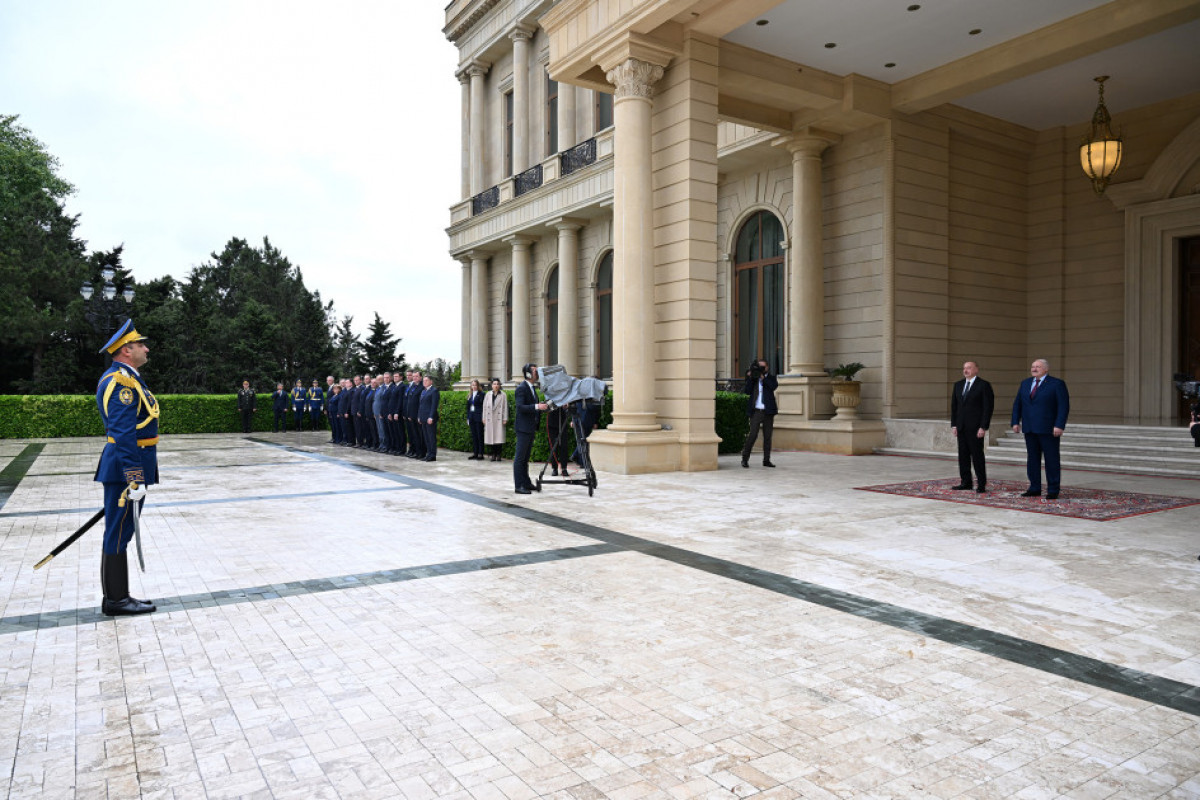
828, 362, 865, 419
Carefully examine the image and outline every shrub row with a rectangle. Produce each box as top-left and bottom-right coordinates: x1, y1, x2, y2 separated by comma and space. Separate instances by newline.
0, 391, 750, 455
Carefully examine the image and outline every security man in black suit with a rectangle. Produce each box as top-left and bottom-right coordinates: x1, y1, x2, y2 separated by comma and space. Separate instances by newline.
740, 359, 778, 468
418, 374, 440, 461
951, 360, 995, 492
514, 363, 547, 494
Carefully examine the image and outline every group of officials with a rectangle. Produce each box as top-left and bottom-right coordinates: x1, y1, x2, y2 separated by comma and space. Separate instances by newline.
325, 371, 441, 462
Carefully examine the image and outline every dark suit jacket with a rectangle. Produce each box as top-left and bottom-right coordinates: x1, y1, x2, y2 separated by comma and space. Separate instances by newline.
418, 386, 440, 421
515, 381, 541, 435
404, 382, 421, 419
743, 374, 779, 416
466, 390, 484, 423
387, 382, 406, 416
951, 377, 994, 433
1011, 375, 1069, 434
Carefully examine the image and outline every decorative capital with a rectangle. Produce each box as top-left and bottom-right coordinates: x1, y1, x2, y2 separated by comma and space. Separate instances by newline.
605, 58, 664, 100
773, 129, 840, 158
508, 24, 534, 43
466, 60, 490, 79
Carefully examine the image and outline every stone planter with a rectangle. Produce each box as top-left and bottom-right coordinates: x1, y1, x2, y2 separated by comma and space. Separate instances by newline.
830, 380, 861, 420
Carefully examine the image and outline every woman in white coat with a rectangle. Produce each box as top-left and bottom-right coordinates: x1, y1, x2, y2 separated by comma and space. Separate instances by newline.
482, 377, 509, 461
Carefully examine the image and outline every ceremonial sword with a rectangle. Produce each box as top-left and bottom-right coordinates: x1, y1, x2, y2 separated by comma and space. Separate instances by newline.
33, 508, 105, 570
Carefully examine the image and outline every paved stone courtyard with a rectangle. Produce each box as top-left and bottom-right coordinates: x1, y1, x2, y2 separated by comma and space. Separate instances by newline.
1, 432, 1199, 799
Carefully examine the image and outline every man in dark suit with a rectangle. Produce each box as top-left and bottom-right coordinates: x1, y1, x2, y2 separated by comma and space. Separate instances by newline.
950, 360, 995, 493
741, 359, 778, 468
405, 371, 425, 458
1011, 358, 1070, 499
514, 363, 547, 494
418, 374, 440, 461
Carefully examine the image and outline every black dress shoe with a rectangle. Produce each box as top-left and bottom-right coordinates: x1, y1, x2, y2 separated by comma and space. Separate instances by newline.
1046, 492, 1059, 500
1020, 489, 1041, 497
951, 484, 973, 491
763, 461, 776, 468
741, 461, 749, 468
975, 486, 987, 493
425, 456, 436, 462
551, 468, 559, 476
102, 597, 155, 616
515, 486, 531, 495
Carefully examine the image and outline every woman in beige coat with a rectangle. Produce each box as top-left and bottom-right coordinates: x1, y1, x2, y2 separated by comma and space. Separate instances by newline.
482, 378, 509, 461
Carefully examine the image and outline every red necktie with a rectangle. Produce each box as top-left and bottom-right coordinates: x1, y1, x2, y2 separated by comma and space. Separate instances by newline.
1031, 378, 1040, 399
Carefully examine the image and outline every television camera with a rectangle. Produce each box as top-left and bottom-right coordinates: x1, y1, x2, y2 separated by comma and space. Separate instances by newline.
535, 364, 606, 496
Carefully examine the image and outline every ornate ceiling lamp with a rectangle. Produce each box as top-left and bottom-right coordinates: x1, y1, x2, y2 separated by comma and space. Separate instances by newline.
1080, 76, 1122, 196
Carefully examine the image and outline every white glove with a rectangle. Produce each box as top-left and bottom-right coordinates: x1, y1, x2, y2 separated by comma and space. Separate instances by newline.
127, 483, 148, 502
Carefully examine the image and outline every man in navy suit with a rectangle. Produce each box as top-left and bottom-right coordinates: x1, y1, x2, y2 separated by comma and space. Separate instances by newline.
418, 374, 440, 461
950, 361, 994, 493
405, 371, 425, 458
514, 363, 548, 494
1011, 358, 1070, 499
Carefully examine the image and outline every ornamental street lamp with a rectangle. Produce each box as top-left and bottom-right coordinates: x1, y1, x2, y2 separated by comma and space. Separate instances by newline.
80, 265, 135, 339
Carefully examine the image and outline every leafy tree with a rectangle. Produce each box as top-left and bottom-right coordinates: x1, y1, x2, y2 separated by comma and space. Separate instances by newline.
415, 358, 460, 390
361, 312, 405, 374
0, 115, 90, 392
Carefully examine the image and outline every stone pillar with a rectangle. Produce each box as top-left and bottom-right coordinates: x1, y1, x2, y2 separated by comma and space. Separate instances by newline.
468, 62, 489, 196
558, 82, 576, 151
781, 131, 838, 375
458, 70, 471, 199
552, 219, 582, 374
505, 236, 533, 382
603, 57, 664, 433
460, 259, 471, 379
467, 251, 489, 380
509, 27, 532, 173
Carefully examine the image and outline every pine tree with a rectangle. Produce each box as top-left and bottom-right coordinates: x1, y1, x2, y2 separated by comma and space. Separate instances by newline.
361, 312, 404, 374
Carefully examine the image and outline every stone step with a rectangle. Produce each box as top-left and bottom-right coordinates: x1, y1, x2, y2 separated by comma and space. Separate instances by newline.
877, 447, 1199, 478
991, 438, 1197, 454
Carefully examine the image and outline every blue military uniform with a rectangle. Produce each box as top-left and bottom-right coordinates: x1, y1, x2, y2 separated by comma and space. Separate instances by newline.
308, 383, 325, 430
94, 319, 158, 616
291, 382, 307, 431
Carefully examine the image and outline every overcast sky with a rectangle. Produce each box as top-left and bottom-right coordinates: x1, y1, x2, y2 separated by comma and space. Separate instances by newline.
1, 0, 462, 365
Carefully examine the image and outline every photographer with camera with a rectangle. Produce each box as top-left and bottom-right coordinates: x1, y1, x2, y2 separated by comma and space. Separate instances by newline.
1190, 401, 1200, 448
514, 364, 548, 494
741, 359, 778, 468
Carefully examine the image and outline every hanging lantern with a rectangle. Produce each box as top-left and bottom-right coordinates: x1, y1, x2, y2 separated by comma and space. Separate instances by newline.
1079, 76, 1122, 196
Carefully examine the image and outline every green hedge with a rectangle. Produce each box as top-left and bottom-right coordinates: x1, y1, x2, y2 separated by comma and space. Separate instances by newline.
0, 391, 748, 454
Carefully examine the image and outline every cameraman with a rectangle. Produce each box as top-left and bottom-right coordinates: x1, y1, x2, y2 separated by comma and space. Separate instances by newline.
1190, 401, 1199, 448
741, 359, 778, 468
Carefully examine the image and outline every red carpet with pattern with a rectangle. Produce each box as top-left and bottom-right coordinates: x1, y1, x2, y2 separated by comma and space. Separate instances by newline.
856, 478, 1200, 521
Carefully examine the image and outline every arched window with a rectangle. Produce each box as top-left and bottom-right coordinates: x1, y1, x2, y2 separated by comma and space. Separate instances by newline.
594, 251, 613, 378
503, 281, 513, 380
545, 266, 559, 365
733, 211, 785, 375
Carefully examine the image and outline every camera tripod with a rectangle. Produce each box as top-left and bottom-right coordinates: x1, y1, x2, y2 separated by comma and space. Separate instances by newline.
535, 402, 598, 496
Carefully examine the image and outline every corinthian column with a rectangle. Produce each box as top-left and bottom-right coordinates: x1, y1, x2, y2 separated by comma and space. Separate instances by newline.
558, 82, 577, 151
467, 62, 489, 195
458, 70, 471, 199
505, 236, 534, 382
553, 219, 582, 374
509, 27, 532, 173
781, 131, 838, 375
605, 57, 664, 431
460, 258, 471, 377
466, 251, 489, 379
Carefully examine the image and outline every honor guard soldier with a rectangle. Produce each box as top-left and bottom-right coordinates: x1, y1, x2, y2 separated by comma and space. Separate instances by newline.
291, 379, 307, 431
308, 379, 325, 430
95, 319, 159, 616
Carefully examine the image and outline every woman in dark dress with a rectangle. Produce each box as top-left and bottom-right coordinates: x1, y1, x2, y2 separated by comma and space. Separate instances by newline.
466, 379, 486, 460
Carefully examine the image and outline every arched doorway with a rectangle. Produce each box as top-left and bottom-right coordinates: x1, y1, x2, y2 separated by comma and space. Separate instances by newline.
733, 210, 785, 376
545, 266, 559, 365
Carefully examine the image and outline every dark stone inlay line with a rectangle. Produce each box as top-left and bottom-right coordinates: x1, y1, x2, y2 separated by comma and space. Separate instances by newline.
32, 444, 265, 457
252, 438, 1200, 719
0, 485, 415, 519
0, 444, 44, 512
0, 544, 623, 634
26, 460, 303, 477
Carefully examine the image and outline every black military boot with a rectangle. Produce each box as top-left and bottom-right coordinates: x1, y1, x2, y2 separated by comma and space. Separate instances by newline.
101, 552, 155, 616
